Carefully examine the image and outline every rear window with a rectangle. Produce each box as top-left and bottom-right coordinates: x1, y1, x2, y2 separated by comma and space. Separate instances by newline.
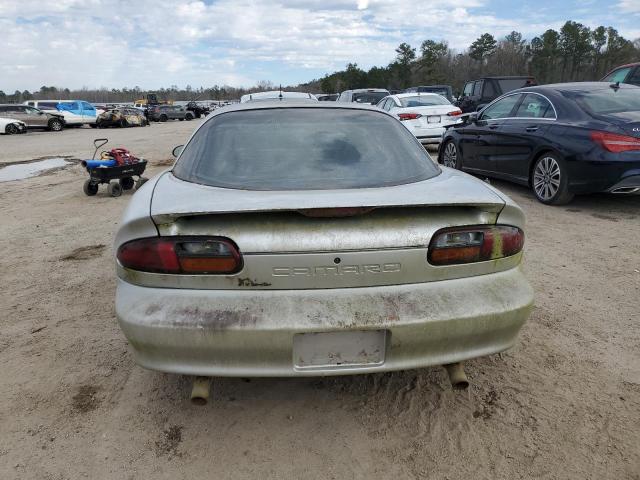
173, 108, 439, 190
399, 95, 450, 107
497, 78, 534, 93
352, 92, 388, 104
565, 87, 640, 114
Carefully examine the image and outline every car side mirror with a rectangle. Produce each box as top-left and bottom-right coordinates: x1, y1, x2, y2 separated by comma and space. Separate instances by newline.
467, 112, 478, 123
172, 145, 184, 158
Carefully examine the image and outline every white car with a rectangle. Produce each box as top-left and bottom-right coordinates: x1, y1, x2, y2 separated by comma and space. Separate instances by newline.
240, 91, 317, 103
377, 93, 462, 145
0, 117, 27, 134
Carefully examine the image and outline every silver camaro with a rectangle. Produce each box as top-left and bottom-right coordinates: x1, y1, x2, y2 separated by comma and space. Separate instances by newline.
114, 102, 533, 381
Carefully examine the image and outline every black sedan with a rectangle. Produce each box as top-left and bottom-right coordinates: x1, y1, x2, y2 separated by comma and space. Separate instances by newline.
438, 82, 640, 204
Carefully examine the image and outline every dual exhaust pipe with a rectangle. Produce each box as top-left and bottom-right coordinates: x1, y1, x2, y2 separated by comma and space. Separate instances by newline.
189, 363, 468, 405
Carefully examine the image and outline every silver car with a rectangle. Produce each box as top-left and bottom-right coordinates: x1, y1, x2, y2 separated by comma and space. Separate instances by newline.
114, 102, 533, 383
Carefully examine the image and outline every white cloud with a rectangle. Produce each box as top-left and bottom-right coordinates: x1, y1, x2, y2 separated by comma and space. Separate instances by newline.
618, 0, 640, 13
0, 0, 636, 92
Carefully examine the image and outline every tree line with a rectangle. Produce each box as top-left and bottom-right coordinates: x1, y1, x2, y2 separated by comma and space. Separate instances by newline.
1, 21, 639, 103
305, 21, 640, 94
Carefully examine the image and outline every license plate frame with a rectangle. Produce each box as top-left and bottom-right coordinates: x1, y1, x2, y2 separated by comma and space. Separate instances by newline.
427, 115, 441, 124
293, 330, 387, 370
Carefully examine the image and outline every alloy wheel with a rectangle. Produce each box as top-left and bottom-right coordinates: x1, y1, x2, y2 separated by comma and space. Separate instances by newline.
533, 156, 561, 201
443, 142, 457, 168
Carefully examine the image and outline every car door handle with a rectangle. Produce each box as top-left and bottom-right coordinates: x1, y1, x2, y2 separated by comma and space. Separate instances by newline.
488, 124, 498, 130
525, 126, 539, 132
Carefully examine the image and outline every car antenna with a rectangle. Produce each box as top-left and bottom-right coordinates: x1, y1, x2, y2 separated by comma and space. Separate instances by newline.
610, 81, 620, 91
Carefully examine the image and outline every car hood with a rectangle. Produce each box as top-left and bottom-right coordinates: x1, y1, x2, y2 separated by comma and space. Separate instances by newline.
150, 167, 507, 221
593, 111, 640, 137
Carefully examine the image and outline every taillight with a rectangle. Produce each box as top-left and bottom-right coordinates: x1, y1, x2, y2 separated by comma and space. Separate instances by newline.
117, 237, 243, 274
398, 113, 422, 121
447, 110, 462, 116
590, 131, 640, 153
428, 226, 524, 266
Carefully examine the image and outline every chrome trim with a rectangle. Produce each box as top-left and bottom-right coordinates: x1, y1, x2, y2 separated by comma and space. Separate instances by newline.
479, 91, 558, 121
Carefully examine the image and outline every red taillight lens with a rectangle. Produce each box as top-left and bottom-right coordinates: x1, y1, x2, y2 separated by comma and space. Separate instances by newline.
428, 226, 524, 266
590, 131, 640, 153
447, 110, 463, 116
117, 237, 242, 274
398, 113, 422, 121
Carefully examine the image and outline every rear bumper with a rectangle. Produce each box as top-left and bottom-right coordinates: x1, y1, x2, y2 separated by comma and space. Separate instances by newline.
567, 158, 640, 194
116, 268, 534, 377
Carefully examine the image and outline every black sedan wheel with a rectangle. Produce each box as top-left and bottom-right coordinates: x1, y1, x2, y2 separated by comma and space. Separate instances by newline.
6, 124, 19, 134
532, 154, 574, 205
442, 141, 460, 169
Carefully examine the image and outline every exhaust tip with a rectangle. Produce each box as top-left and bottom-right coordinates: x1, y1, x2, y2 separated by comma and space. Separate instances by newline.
444, 362, 469, 390
611, 186, 640, 194
190, 377, 211, 405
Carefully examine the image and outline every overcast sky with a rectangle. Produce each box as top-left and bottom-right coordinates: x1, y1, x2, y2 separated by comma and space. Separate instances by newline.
1, 0, 639, 92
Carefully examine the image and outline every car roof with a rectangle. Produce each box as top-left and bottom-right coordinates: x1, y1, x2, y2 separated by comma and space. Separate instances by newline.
240, 91, 317, 102
517, 81, 640, 93
393, 92, 445, 99
349, 88, 389, 93
200, 102, 392, 125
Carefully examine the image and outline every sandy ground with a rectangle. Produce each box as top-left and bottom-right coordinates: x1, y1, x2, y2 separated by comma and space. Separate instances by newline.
0, 124, 639, 480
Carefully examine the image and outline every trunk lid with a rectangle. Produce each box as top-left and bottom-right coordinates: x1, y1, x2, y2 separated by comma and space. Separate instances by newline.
593, 111, 640, 137
141, 169, 510, 289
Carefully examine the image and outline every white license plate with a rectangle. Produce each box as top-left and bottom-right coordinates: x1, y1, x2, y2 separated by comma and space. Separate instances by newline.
427, 115, 441, 123
293, 330, 386, 369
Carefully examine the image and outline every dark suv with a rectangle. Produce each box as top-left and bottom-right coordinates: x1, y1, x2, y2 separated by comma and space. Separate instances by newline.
456, 76, 536, 113
149, 105, 195, 122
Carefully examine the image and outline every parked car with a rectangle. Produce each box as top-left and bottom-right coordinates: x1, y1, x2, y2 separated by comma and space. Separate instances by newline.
376, 93, 462, 145
405, 85, 454, 103
439, 82, 640, 205
24, 100, 98, 126
337, 88, 390, 105
601, 62, 640, 86
148, 105, 195, 122
185, 101, 211, 118
316, 93, 339, 101
97, 107, 148, 128
240, 91, 318, 103
0, 104, 65, 131
0, 117, 27, 134
456, 76, 536, 113
114, 102, 533, 382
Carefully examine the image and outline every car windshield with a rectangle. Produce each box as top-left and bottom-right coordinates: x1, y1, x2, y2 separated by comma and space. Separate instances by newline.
173, 108, 439, 190
565, 87, 640, 114
352, 92, 388, 104
399, 95, 450, 107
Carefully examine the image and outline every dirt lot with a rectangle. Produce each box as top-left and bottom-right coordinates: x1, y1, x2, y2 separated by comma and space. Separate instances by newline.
0, 124, 639, 479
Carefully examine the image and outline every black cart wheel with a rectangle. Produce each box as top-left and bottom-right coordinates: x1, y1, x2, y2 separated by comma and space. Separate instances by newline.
107, 181, 123, 197
83, 179, 98, 196
135, 177, 148, 189
120, 177, 135, 190
185, 113, 194, 121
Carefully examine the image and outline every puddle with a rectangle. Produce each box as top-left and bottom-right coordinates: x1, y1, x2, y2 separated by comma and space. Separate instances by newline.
0, 158, 71, 182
